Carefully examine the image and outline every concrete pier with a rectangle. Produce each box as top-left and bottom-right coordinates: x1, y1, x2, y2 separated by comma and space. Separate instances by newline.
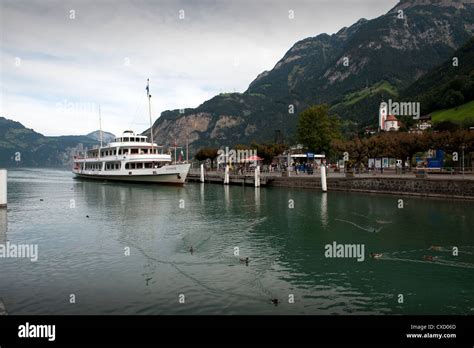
188, 172, 269, 186
255, 166, 261, 187
321, 165, 327, 192
0, 170, 6, 208
224, 166, 230, 185
200, 164, 204, 183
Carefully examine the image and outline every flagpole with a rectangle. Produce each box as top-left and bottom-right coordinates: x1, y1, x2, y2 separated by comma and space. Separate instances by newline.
147, 78, 154, 152
186, 134, 189, 163
174, 140, 177, 164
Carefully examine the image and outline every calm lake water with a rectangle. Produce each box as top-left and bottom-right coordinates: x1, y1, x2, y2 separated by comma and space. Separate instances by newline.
1, 168, 473, 315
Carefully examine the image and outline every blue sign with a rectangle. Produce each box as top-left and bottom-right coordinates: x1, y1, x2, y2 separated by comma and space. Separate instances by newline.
306, 152, 315, 159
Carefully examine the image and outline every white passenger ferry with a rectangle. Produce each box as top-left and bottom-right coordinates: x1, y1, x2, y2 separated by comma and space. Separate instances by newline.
73, 79, 190, 184
73, 130, 190, 184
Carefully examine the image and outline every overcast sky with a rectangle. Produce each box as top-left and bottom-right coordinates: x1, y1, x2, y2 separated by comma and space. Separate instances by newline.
1, 0, 398, 136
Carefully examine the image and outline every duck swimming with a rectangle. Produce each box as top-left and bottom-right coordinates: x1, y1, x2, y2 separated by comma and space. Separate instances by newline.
271, 299, 279, 306
370, 253, 383, 259
429, 246, 442, 251
423, 255, 437, 261
239, 257, 249, 265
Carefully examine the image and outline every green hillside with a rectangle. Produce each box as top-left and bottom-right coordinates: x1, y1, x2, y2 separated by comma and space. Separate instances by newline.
431, 100, 474, 126
401, 37, 474, 115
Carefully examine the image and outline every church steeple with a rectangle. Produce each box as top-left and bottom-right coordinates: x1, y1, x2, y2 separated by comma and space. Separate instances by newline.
379, 101, 388, 131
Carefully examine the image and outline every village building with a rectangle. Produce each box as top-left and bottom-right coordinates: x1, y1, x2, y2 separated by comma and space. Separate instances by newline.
378, 103, 400, 132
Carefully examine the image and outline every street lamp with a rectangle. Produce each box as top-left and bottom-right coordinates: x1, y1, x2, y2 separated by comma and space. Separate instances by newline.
461, 144, 465, 179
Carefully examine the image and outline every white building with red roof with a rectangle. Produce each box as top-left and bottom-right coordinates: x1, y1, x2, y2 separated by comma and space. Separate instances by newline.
378, 103, 400, 131
384, 114, 400, 131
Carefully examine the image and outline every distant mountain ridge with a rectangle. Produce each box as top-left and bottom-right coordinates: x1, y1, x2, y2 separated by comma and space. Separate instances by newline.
0, 117, 113, 168
144, 0, 474, 149
86, 130, 116, 144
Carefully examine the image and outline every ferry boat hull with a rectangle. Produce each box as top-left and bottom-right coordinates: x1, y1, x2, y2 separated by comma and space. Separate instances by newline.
73, 163, 191, 184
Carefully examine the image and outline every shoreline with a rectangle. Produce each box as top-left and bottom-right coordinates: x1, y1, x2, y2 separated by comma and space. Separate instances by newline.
187, 173, 474, 200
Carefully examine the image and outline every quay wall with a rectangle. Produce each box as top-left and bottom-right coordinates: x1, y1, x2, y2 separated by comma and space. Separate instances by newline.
187, 174, 474, 199
268, 176, 474, 200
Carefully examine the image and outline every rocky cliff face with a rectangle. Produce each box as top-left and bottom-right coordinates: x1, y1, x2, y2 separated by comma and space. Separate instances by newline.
390, 0, 472, 12
145, 0, 474, 151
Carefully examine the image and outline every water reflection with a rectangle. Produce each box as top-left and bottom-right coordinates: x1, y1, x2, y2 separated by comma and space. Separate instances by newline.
224, 185, 230, 210
254, 188, 260, 213
0, 209, 7, 244
200, 183, 205, 205
320, 193, 328, 228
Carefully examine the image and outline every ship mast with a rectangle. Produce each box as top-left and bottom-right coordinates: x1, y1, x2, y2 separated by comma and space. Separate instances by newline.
146, 78, 154, 152
99, 104, 103, 149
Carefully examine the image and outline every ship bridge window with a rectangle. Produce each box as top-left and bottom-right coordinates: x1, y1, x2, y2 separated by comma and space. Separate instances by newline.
86, 162, 103, 170
125, 162, 160, 170
124, 137, 129, 142
105, 162, 121, 170
131, 148, 139, 154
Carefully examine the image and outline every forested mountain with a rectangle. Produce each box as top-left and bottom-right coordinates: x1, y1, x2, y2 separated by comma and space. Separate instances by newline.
144, 0, 474, 149
0, 117, 101, 168
401, 37, 474, 116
